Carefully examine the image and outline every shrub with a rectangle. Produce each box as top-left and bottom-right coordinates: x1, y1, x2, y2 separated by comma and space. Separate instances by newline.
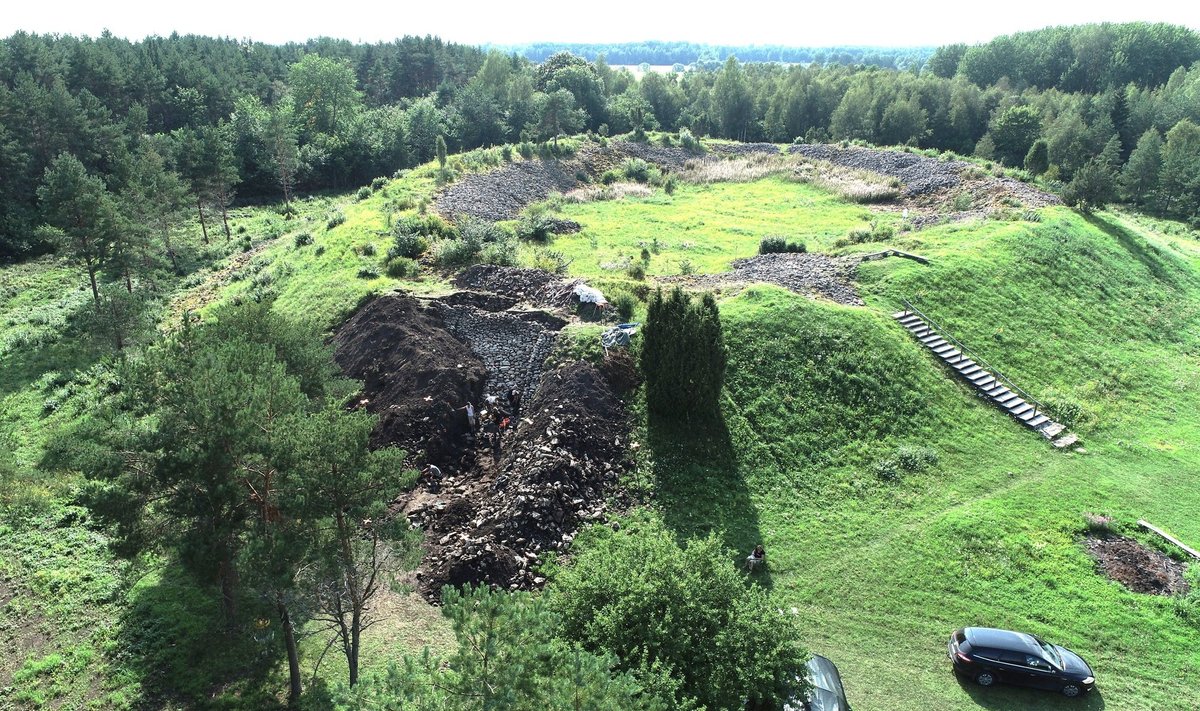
293, 232, 313, 248
641, 287, 725, 419
611, 290, 638, 321
356, 266, 379, 279
621, 158, 655, 183
625, 263, 646, 280
314, 245, 325, 257
326, 211, 346, 230
395, 214, 456, 239
431, 236, 482, 268
872, 444, 938, 481
385, 256, 420, 278
550, 517, 808, 710
516, 213, 555, 242
600, 169, 621, 185
640, 248, 651, 263
517, 141, 535, 159
371, 176, 388, 192
951, 192, 973, 211
758, 237, 807, 254
1083, 512, 1116, 535
459, 216, 508, 245
679, 128, 702, 152
678, 259, 694, 275
661, 173, 677, 195
530, 248, 572, 274
390, 232, 429, 260
355, 186, 372, 201
479, 239, 520, 267
500, 144, 513, 162
357, 242, 377, 257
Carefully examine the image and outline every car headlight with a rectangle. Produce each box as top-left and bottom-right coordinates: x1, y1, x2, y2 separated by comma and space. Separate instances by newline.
1082, 676, 1095, 685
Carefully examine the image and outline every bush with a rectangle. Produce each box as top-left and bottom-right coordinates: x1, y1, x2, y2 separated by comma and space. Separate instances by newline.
356, 266, 379, 279
600, 169, 621, 185
500, 144, 513, 162
517, 141, 535, 159
515, 213, 555, 242
389, 232, 429, 260
431, 237, 481, 269
679, 128, 702, 152
326, 211, 346, 230
758, 237, 806, 254
478, 239, 520, 267
621, 158, 656, 183
385, 256, 420, 278
395, 214, 456, 239
872, 444, 938, 481
1083, 512, 1116, 535
292, 232, 313, 248
641, 287, 725, 419
357, 242, 377, 257
625, 263, 646, 280
371, 176, 388, 192
661, 173, 677, 195
355, 186, 372, 201
550, 517, 808, 710
611, 290, 638, 321
530, 248, 572, 274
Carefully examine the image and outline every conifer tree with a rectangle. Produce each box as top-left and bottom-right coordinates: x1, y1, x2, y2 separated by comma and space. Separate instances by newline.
641, 287, 726, 420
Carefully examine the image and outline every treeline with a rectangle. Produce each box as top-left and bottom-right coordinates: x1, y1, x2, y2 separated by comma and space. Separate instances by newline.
929, 22, 1200, 93
492, 40, 934, 70
5, 22, 1200, 261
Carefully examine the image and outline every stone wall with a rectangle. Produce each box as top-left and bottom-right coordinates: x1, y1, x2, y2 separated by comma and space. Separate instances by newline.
432, 301, 564, 404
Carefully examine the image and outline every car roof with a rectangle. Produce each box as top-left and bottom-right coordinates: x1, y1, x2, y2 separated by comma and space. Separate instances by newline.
964, 627, 1042, 654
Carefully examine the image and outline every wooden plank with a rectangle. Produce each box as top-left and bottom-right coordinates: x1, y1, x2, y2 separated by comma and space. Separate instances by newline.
1138, 520, 1200, 560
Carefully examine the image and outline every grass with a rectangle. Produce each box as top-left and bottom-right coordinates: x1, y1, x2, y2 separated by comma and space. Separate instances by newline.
619, 204, 1200, 709
546, 177, 881, 278
5, 148, 1200, 709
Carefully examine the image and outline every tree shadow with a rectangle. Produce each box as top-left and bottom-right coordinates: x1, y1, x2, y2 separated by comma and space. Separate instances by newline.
953, 672, 1106, 710
1083, 212, 1185, 288
113, 567, 285, 708
645, 410, 771, 589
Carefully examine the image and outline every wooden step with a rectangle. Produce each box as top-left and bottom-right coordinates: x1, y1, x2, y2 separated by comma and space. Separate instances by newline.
1008, 402, 1034, 418
1026, 414, 1050, 429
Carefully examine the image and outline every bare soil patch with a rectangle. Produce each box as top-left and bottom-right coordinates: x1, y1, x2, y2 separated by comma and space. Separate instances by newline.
1085, 534, 1189, 596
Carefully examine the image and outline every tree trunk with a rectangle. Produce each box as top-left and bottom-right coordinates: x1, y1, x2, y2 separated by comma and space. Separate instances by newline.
221, 203, 231, 241
197, 195, 209, 245
86, 260, 101, 312
219, 557, 238, 634
349, 608, 361, 686
124, 267, 133, 294
163, 226, 179, 273
277, 598, 303, 705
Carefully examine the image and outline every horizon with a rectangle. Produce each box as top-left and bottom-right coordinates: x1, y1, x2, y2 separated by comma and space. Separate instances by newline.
3, 0, 1199, 50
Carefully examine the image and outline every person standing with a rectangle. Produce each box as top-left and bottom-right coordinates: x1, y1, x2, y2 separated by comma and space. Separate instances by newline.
508, 388, 522, 419
458, 401, 477, 433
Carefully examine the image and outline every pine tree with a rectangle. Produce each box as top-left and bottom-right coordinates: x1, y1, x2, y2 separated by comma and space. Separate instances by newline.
642, 287, 727, 420
37, 153, 120, 311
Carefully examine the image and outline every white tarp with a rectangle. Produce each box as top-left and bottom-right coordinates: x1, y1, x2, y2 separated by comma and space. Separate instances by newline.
574, 283, 608, 305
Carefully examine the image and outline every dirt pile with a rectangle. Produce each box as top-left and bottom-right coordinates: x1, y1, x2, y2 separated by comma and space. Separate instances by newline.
403, 363, 631, 600
436, 159, 583, 222
790, 144, 1060, 226
332, 294, 488, 465
671, 252, 863, 306
1085, 535, 1189, 596
454, 264, 583, 309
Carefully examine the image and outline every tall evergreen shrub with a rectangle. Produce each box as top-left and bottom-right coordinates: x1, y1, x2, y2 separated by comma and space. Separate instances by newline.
641, 287, 726, 419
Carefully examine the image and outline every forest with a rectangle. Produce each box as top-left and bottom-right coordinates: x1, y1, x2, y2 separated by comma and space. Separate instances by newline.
3, 21, 1200, 263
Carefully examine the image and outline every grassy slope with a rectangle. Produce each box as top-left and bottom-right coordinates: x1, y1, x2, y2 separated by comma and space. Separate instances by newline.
0, 172, 455, 708
636, 205, 1200, 710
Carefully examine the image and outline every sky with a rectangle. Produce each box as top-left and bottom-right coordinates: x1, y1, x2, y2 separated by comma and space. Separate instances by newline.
3, 0, 1199, 49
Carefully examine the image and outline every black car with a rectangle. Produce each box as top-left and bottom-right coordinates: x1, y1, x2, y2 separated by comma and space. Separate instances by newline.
783, 654, 851, 711
948, 627, 1095, 698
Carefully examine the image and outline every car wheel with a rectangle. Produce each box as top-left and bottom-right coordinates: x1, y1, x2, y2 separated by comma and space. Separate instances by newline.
1061, 683, 1082, 698
975, 670, 997, 687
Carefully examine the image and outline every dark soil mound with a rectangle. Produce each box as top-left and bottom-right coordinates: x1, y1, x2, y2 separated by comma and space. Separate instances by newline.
332, 294, 487, 466
1085, 535, 1189, 596
405, 362, 631, 601
454, 264, 581, 308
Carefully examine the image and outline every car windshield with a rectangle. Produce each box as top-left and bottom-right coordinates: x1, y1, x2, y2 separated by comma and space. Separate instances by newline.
1036, 638, 1063, 668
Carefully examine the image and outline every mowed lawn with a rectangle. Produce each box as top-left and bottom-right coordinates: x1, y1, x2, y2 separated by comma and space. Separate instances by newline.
631, 203, 1200, 710
550, 178, 878, 277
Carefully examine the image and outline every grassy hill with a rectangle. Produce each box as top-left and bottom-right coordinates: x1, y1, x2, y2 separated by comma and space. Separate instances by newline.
3, 146, 1200, 709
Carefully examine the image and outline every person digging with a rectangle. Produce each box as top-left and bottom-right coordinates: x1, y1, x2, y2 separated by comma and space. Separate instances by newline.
745, 544, 766, 572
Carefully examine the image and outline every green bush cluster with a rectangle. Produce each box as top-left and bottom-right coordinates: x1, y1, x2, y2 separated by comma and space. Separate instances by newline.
641, 287, 726, 420
355, 186, 372, 201
292, 232, 313, 248
389, 232, 429, 260
872, 444, 938, 481
385, 256, 420, 278
758, 236, 807, 254
326, 211, 346, 230
610, 290, 639, 321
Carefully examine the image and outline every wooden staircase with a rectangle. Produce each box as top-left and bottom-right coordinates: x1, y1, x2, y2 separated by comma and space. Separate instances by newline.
893, 306, 1077, 448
